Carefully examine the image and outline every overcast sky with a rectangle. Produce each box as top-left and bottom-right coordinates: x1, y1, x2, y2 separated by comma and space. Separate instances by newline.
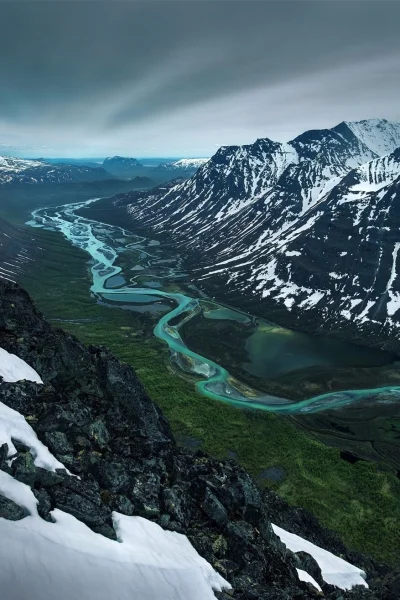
0, 0, 399, 158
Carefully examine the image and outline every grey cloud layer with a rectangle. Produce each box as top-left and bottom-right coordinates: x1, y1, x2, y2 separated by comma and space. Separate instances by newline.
0, 1, 399, 157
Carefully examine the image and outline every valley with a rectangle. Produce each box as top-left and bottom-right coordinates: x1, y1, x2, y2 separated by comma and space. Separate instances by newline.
2, 4, 400, 598
1, 121, 400, 564
111, 119, 400, 354
0, 184, 399, 563
29, 196, 400, 421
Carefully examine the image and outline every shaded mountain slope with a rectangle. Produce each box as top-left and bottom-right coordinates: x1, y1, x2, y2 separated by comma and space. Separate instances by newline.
107, 118, 400, 349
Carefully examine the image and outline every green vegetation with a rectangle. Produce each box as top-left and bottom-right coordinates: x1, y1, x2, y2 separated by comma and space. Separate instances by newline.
18, 224, 400, 565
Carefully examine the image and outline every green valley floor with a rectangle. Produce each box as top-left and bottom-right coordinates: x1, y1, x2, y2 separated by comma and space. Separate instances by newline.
14, 223, 400, 565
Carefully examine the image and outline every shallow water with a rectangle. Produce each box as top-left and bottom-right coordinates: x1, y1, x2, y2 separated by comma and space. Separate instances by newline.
244, 323, 392, 379
27, 198, 400, 414
204, 307, 251, 324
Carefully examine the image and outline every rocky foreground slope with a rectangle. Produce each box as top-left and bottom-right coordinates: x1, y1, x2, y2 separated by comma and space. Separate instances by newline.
0, 279, 399, 599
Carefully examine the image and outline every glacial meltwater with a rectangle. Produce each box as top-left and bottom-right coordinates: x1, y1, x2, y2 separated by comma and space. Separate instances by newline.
27, 199, 400, 414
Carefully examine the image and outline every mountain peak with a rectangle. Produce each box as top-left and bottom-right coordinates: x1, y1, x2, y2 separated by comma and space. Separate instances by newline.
340, 118, 400, 157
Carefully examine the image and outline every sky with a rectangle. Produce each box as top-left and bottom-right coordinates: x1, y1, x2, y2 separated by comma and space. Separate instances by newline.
0, 0, 399, 158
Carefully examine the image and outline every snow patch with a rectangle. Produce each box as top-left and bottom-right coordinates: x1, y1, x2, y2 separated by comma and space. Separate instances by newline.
0, 401, 70, 473
272, 524, 368, 590
0, 347, 42, 384
296, 568, 322, 592
0, 473, 230, 600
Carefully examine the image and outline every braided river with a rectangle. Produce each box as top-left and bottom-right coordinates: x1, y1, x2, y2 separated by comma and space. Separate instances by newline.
28, 199, 400, 415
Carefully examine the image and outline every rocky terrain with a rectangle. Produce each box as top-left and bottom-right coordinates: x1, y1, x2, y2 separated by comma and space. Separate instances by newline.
109, 119, 400, 351
0, 278, 399, 599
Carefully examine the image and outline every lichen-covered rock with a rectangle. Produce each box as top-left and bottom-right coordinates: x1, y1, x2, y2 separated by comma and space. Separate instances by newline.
0, 493, 28, 521
294, 551, 324, 587
32, 488, 54, 522
12, 450, 37, 487
201, 488, 228, 526
131, 472, 161, 518
44, 431, 73, 455
87, 420, 110, 449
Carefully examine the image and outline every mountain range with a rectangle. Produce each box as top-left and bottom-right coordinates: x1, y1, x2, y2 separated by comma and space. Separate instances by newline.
0, 155, 207, 186
111, 118, 400, 352
102, 156, 209, 178
0, 156, 112, 185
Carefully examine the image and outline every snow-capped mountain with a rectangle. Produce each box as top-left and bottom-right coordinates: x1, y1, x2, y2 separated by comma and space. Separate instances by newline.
111, 118, 400, 349
155, 158, 209, 172
345, 118, 400, 157
231, 149, 400, 347
0, 156, 112, 185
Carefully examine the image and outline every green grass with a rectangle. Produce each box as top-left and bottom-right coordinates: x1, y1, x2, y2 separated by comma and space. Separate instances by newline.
19, 226, 400, 565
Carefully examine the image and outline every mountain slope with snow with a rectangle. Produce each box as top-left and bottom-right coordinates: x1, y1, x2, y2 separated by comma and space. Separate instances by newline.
156, 157, 209, 172
0, 156, 113, 185
112, 118, 400, 349
224, 148, 400, 348
345, 118, 400, 157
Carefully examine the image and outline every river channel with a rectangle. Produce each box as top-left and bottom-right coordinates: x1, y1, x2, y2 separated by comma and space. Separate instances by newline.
27, 198, 400, 415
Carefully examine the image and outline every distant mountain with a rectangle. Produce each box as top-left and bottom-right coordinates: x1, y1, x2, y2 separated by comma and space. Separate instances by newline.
0, 156, 113, 185
110, 118, 400, 350
102, 156, 143, 176
155, 158, 209, 172
130, 175, 155, 188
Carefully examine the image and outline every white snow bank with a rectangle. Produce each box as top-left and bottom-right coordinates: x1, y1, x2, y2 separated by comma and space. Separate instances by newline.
0, 347, 42, 384
0, 472, 230, 600
0, 401, 69, 472
296, 568, 322, 592
272, 524, 367, 590
0, 469, 38, 515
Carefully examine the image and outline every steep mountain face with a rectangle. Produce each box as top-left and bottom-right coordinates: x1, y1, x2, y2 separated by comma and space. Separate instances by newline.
0, 217, 40, 284
2, 279, 397, 599
103, 156, 143, 175
111, 118, 400, 350
228, 149, 400, 349
155, 158, 209, 172
344, 119, 400, 157
0, 156, 112, 185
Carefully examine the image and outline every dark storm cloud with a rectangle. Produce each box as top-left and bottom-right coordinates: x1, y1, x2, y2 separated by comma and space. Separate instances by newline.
0, 0, 399, 157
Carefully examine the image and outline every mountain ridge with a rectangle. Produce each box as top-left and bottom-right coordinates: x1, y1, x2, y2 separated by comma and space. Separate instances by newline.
0, 155, 113, 185
108, 118, 400, 350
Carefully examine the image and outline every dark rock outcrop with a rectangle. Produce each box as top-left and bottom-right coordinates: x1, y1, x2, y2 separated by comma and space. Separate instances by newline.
0, 279, 397, 599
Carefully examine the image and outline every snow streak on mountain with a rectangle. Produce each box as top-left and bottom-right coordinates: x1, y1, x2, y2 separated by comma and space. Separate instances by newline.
155, 158, 209, 172
112, 119, 400, 349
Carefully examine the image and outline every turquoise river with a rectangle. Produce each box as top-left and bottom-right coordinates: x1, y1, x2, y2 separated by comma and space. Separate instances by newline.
28, 199, 400, 414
